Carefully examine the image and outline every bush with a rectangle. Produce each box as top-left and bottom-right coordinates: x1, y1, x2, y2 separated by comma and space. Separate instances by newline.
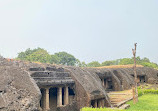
138, 88, 158, 96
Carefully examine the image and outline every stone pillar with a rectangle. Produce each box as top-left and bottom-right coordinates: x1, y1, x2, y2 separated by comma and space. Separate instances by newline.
106, 79, 108, 89
64, 86, 69, 105
57, 87, 62, 107
94, 100, 98, 108
40, 89, 44, 109
101, 99, 105, 107
98, 100, 102, 108
44, 88, 50, 110
43, 90, 46, 109
102, 79, 105, 86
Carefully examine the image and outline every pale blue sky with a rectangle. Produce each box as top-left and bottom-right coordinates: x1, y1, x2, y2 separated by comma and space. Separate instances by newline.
0, 0, 158, 63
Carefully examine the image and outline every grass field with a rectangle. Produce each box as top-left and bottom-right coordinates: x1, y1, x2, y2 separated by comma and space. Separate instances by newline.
127, 94, 158, 111
81, 94, 158, 111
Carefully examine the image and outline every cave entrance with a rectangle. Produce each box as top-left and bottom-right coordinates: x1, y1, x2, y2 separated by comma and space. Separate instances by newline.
68, 87, 75, 104
105, 78, 113, 91
39, 88, 58, 110
91, 99, 105, 108
40, 88, 45, 109
49, 87, 57, 110
139, 76, 146, 83
91, 100, 96, 108
131, 74, 146, 83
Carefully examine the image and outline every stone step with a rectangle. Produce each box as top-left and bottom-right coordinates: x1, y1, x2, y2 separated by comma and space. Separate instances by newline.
108, 89, 133, 107
110, 99, 125, 101
111, 101, 122, 103
109, 95, 132, 98
109, 96, 129, 98
119, 104, 130, 109
108, 93, 132, 95
109, 95, 131, 96
110, 100, 126, 102
110, 99, 122, 100
113, 97, 133, 107
110, 98, 127, 99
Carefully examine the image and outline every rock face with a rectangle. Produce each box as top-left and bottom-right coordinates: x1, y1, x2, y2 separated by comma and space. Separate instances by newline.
86, 67, 158, 91
0, 57, 41, 111
64, 66, 111, 109
0, 56, 158, 111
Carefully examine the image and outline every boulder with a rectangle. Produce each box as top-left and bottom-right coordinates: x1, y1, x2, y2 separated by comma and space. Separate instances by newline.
148, 77, 157, 84
0, 57, 41, 111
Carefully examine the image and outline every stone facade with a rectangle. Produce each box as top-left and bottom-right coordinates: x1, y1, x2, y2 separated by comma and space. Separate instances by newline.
0, 57, 158, 111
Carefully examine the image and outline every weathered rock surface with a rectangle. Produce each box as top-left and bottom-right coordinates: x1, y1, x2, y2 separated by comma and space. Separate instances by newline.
64, 66, 112, 109
0, 57, 41, 111
0, 56, 158, 111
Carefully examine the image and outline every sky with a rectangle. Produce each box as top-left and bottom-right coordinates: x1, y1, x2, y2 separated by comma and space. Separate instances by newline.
0, 0, 158, 63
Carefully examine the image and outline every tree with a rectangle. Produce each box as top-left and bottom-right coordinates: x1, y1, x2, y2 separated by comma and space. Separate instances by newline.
17, 48, 44, 60
87, 61, 101, 67
141, 57, 150, 63
119, 58, 133, 65
17, 48, 79, 66
102, 60, 117, 66
76, 59, 87, 67
26, 48, 51, 63
17, 48, 33, 60
54, 51, 77, 66
81, 62, 87, 67
49, 55, 60, 64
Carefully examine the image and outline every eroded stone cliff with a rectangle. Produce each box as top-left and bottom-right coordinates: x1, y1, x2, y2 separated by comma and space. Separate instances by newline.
0, 57, 41, 111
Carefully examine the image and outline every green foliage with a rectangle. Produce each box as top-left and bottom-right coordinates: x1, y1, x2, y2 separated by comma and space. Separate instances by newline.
16, 48, 158, 69
76, 60, 87, 67
54, 51, 77, 66
141, 57, 150, 62
17, 48, 51, 63
49, 55, 60, 64
26, 48, 51, 63
87, 61, 101, 67
16, 48, 78, 66
140, 62, 158, 69
81, 62, 87, 67
101, 60, 117, 66
17, 48, 42, 60
101, 56, 158, 69
137, 86, 158, 96
119, 58, 134, 65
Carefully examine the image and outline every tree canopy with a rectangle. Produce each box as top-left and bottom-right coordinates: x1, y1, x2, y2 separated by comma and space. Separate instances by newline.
100, 56, 158, 69
16, 48, 158, 69
17, 48, 78, 66
54, 51, 77, 66
87, 61, 101, 67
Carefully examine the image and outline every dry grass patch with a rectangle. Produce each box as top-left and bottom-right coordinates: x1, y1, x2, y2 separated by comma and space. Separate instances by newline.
94, 64, 143, 69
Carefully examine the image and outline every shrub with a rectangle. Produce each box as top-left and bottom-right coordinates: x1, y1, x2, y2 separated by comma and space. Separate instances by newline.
138, 88, 158, 96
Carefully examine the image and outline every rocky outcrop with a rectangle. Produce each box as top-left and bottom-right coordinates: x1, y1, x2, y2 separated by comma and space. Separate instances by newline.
1, 57, 158, 111
64, 66, 112, 109
0, 57, 41, 111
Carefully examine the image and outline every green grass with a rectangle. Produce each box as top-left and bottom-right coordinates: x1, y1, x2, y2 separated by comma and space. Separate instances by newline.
81, 107, 124, 111
81, 94, 158, 111
137, 86, 158, 96
126, 94, 158, 111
